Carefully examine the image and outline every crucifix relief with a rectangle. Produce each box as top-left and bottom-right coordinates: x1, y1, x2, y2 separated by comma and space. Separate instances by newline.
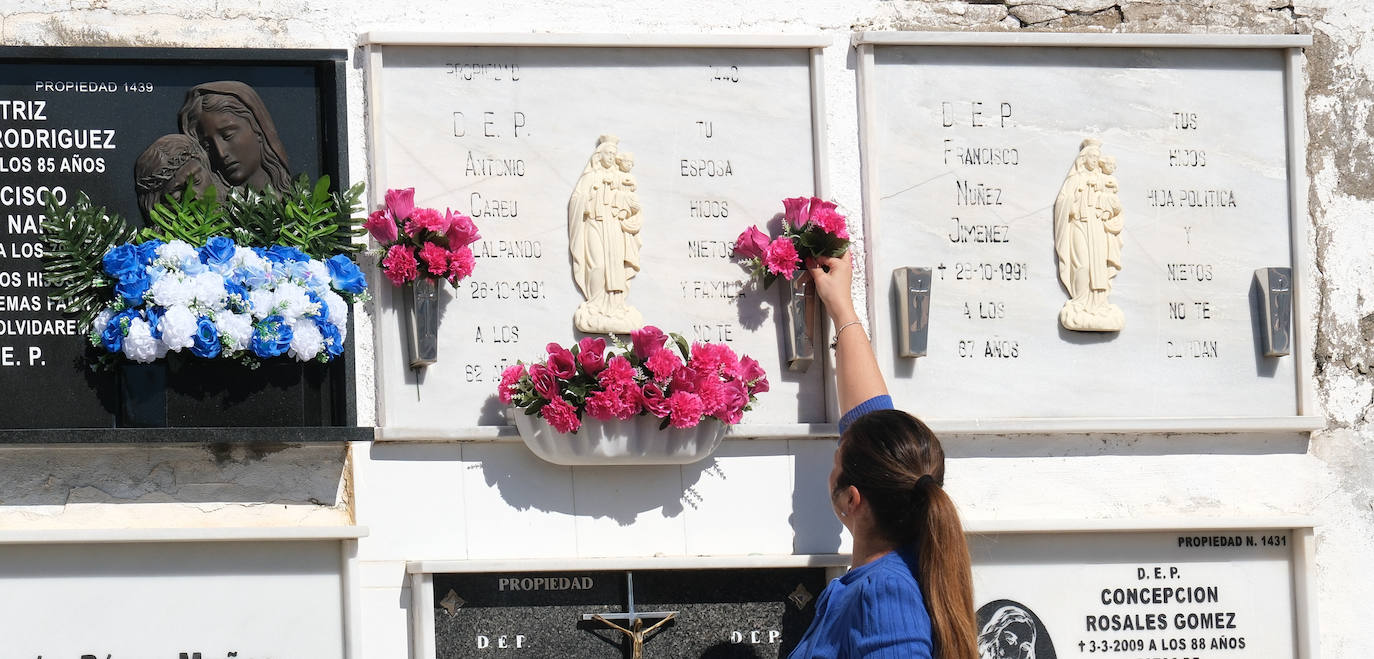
581, 571, 676, 659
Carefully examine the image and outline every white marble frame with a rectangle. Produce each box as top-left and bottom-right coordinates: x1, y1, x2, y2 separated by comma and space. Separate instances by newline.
853, 32, 1319, 435
0, 526, 369, 659
362, 33, 835, 442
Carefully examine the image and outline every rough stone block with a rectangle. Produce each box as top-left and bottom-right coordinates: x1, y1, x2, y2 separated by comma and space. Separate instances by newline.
1011, 4, 1069, 24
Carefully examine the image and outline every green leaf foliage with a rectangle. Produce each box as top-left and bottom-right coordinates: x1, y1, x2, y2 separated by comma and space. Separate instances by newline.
139, 185, 230, 245
39, 191, 138, 333
227, 174, 365, 260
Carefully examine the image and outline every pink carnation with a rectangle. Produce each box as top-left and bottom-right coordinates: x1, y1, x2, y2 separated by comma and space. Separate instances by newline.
407, 207, 448, 235
782, 196, 810, 228
690, 341, 739, 377
498, 364, 527, 404
365, 208, 398, 244
599, 355, 636, 388
584, 388, 619, 421
546, 342, 577, 379
732, 225, 770, 260
381, 244, 419, 286
577, 337, 607, 375
694, 378, 727, 418
418, 241, 449, 276
667, 391, 705, 429
541, 397, 581, 434
445, 209, 481, 247
448, 246, 475, 282
810, 203, 849, 239
385, 188, 416, 222
645, 347, 683, 381
805, 197, 837, 226
763, 238, 800, 279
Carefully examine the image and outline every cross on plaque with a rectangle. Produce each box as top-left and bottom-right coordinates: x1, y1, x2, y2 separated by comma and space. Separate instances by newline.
581, 571, 676, 659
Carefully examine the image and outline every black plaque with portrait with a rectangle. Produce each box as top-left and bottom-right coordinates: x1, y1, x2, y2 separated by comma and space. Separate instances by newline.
0, 47, 358, 434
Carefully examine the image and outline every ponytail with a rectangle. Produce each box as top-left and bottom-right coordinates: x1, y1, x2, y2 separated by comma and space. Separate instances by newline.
838, 410, 978, 659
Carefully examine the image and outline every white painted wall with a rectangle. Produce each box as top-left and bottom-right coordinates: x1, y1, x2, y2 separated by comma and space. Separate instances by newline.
4, 1, 1372, 657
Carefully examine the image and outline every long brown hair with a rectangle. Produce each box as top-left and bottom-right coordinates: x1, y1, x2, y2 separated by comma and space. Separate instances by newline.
836, 409, 977, 659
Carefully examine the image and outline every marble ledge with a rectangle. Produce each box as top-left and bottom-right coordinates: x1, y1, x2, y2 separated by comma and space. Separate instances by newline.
0, 427, 373, 445
374, 424, 841, 442
0, 525, 369, 545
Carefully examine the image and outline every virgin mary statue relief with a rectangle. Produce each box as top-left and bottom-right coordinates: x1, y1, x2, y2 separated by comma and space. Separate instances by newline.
1054, 138, 1125, 332
568, 134, 645, 334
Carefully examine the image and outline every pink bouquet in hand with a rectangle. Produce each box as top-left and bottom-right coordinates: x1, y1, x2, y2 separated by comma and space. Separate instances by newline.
366, 187, 482, 287
732, 196, 850, 288
498, 326, 770, 434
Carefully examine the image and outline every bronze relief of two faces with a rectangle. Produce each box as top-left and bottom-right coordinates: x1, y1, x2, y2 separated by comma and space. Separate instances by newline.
134, 81, 292, 220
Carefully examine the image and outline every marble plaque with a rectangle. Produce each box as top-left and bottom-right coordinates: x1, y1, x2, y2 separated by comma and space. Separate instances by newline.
860, 43, 1302, 422
969, 528, 1303, 659
431, 567, 825, 658
0, 539, 347, 657
367, 39, 827, 430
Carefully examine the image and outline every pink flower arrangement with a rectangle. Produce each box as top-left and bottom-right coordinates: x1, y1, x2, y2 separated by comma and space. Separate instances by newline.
367, 187, 482, 287
499, 327, 770, 434
733, 196, 850, 288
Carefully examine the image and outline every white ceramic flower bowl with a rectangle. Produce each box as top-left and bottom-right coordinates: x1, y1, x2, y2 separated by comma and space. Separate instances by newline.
510, 410, 726, 466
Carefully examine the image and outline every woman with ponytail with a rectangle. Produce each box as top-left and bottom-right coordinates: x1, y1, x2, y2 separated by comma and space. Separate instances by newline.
789, 251, 978, 659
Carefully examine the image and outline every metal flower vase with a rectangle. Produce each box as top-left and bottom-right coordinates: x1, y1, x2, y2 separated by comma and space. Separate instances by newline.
781, 276, 817, 372
402, 276, 440, 368
511, 410, 727, 466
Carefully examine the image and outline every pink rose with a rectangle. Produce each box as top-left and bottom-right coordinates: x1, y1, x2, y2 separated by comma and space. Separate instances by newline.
667, 391, 705, 429
782, 196, 810, 228
498, 364, 527, 404
640, 383, 672, 418
631, 325, 668, 359
599, 355, 636, 388
577, 337, 606, 375
732, 225, 770, 260
447, 246, 475, 282
528, 363, 558, 400
385, 188, 416, 222
546, 342, 577, 379
418, 241, 449, 276
541, 397, 581, 434
645, 347, 683, 380
381, 244, 419, 286
407, 207, 448, 235
739, 356, 769, 394
717, 379, 749, 425
365, 208, 398, 244
763, 238, 800, 279
445, 209, 481, 247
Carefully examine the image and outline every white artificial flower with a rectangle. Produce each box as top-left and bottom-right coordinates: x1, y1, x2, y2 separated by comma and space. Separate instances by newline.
215, 312, 253, 352
150, 273, 195, 308
249, 288, 276, 319
322, 290, 347, 327
122, 318, 162, 363
91, 308, 115, 338
305, 259, 330, 287
156, 240, 200, 270
191, 271, 227, 310
272, 281, 314, 324
160, 305, 198, 351
288, 321, 324, 362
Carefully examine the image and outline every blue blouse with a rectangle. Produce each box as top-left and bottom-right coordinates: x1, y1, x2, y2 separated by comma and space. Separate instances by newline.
790, 394, 930, 658
788, 548, 933, 658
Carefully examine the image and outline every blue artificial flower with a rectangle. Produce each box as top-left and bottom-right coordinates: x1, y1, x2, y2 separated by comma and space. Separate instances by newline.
266, 245, 309, 264
233, 263, 269, 289
199, 236, 236, 267
224, 280, 250, 313
115, 271, 151, 307
101, 309, 139, 353
102, 243, 141, 279
191, 316, 221, 359
146, 305, 166, 339
317, 319, 345, 358
326, 254, 368, 295
250, 315, 293, 358
136, 239, 164, 266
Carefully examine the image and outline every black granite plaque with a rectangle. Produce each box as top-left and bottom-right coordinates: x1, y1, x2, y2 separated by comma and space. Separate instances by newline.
432, 568, 827, 658
0, 47, 351, 431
